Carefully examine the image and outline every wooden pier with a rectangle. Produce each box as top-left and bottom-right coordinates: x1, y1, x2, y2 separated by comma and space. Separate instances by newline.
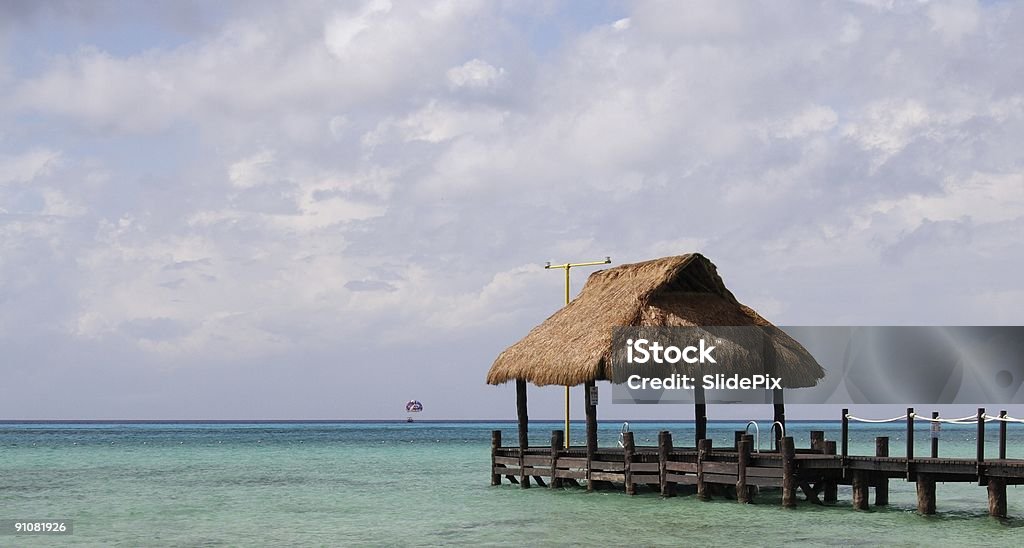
490, 407, 1024, 518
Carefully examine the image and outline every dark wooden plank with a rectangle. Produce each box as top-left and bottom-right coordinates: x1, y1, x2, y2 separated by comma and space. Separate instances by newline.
590, 460, 625, 471
494, 456, 520, 466
704, 473, 738, 485
748, 476, 783, 487
746, 466, 783, 477
668, 473, 699, 485
554, 470, 587, 479
522, 466, 551, 475
633, 473, 661, 485
556, 458, 588, 467
523, 456, 549, 466
666, 462, 698, 473
703, 462, 738, 475
590, 472, 625, 482
631, 462, 660, 472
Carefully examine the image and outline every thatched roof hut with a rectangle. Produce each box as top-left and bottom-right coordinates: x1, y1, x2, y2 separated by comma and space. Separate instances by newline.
486, 253, 824, 388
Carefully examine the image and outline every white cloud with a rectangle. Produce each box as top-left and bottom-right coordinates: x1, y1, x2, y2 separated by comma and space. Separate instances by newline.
0, 148, 61, 185
446, 58, 505, 90
228, 150, 276, 188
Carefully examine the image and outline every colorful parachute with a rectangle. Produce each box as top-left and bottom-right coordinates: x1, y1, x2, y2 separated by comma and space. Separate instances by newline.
405, 400, 423, 413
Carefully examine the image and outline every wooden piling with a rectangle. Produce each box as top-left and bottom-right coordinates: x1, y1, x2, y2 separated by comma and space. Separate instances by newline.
852, 471, 869, 510
841, 408, 849, 458
585, 380, 598, 454
823, 440, 838, 504
737, 436, 751, 503
931, 411, 939, 458
988, 477, 1007, 518
516, 379, 530, 489
623, 431, 636, 495
916, 473, 936, 515
658, 431, 675, 497
695, 387, 707, 447
697, 438, 712, 500
550, 430, 563, 489
810, 430, 825, 452
977, 407, 985, 464
906, 407, 914, 462
491, 430, 502, 485
875, 436, 889, 506
781, 436, 796, 508
734, 430, 745, 451
999, 410, 1007, 460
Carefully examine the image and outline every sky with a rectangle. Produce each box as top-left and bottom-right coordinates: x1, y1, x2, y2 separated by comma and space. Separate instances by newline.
1, 0, 1023, 421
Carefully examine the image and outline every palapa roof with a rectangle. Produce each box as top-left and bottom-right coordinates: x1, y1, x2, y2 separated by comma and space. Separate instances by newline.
486, 253, 824, 388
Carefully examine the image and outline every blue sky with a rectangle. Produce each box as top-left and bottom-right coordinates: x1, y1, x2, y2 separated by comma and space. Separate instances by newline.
2, 0, 1023, 420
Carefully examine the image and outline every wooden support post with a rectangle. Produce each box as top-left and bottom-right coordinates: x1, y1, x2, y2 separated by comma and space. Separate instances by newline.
931, 411, 939, 458
852, 471, 869, 510
999, 410, 1007, 460
781, 436, 796, 508
516, 379, 530, 489
550, 430, 563, 489
623, 431, 636, 495
773, 389, 786, 446
810, 430, 825, 452
906, 407, 914, 462
491, 430, 502, 486
697, 438, 712, 500
977, 407, 985, 464
694, 387, 707, 447
841, 408, 849, 458
737, 436, 751, 503
823, 440, 838, 504
916, 473, 936, 515
585, 380, 598, 454
658, 430, 675, 497
734, 430, 745, 451
988, 477, 1007, 518
875, 436, 889, 506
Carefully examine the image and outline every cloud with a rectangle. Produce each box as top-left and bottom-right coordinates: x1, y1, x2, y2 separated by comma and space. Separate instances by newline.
3, 0, 1024, 418
0, 148, 61, 185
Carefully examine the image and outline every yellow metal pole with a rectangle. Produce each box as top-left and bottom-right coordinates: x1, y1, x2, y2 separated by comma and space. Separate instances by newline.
546, 257, 610, 448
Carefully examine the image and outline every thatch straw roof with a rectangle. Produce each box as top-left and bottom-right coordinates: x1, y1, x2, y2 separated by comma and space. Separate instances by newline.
486, 254, 824, 388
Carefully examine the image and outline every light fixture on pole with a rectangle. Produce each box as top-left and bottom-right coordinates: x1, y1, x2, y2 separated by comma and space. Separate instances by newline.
545, 256, 611, 448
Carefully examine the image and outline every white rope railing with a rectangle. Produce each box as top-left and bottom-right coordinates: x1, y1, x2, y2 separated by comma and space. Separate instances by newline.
845, 412, 1023, 425
845, 413, 907, 423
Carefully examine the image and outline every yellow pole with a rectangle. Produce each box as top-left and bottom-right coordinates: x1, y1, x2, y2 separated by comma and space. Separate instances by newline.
546, 257, 611, 448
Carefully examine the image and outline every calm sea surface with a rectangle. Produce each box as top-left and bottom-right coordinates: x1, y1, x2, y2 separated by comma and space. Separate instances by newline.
2, 421, 1022, 546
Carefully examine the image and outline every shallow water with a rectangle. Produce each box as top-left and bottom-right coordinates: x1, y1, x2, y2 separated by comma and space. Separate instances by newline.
1, 421, 1022, 546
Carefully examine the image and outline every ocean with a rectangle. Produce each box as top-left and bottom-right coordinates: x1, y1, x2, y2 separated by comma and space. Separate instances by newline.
1, 421, 1022, 546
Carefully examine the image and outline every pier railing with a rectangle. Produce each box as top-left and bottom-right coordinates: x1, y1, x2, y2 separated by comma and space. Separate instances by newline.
490, 408, 1024, 518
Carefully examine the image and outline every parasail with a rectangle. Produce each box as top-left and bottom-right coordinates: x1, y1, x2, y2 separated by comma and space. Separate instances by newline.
405, 400, 423, 413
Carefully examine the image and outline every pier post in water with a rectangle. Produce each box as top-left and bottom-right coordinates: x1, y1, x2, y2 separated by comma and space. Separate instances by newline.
737, 435, 752, 503
852, 472, 869, 510
491, 430, 502, 485
623, 431, 636, 495
658, 431, 675, 497
584, 381, 597, 492
874, 437, 889, 506
823, 440, 838, 504
988, 477, 1007, 518
516, 379, 530, 489
916, 474, 936, 515
773, 389, 786, 446
906, 408, 914, 463
781, 436, 796, 508
697, 438, 712, 500
931, 411, 939, 458
550, 430, 563, 489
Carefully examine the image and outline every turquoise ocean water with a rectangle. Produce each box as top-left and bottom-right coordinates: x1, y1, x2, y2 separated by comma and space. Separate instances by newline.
2, 421, 1023, 546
